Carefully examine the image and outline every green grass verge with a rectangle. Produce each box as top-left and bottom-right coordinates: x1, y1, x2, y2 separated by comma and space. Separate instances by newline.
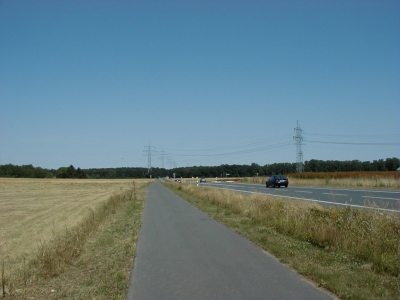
5, 183, 148, 299
164, 182, 400, 300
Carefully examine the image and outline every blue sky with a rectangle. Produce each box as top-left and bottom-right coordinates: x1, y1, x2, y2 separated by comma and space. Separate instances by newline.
1, 0, 399, 170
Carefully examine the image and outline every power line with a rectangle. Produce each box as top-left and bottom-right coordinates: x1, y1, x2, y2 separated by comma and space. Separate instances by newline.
306, 133, 398, 138
164, 141, 293, 157
307, 141, 398, 146
161, 135, 291, 154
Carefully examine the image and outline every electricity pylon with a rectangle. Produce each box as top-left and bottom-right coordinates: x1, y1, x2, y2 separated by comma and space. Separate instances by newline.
160, 149, 166, 169
144, 143, 156, 175
293, 121, 305, 173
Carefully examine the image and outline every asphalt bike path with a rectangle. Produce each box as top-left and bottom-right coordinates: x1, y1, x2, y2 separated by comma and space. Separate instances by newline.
127, 182, 333, 300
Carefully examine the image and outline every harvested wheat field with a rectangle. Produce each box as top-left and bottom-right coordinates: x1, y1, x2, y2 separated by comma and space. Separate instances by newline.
0, 178, 142, 275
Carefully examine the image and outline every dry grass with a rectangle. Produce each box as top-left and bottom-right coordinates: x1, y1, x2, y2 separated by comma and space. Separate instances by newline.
290, 171, 400, 179
288, 177, 400, 189
0, 178, 150, 295
242, 172, 400, 189
166, 182, 400, 299
11, 180, 149, 299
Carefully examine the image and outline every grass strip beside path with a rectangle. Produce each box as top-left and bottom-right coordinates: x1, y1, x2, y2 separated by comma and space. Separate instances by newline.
5, 182, 149, 299
164, 182, 399, 300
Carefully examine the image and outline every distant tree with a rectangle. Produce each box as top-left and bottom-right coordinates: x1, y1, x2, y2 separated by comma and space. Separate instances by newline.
352, 160, 363, 171
251, 163, 262, 176
66, 165, 76, 178
55, 165, 87, 178
76, 167, 87, 179
56, 167, 68, 178
385, 157, 400, 171
372, 159, 386, 171
362, 161, 372, 171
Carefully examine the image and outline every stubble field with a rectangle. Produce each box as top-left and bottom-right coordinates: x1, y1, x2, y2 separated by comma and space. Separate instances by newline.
0, 178, 137, 276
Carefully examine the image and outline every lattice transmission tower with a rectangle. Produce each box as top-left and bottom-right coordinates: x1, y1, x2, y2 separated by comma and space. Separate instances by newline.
143, 143, 157, 176
160, 149, 166, 169
293, 121, 305, 173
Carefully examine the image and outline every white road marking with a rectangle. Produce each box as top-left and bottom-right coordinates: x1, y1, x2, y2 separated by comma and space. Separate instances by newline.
295, 191, 312, 193
205, 182, 400, 195
323, 193, 348, 196
362, 196, 399, 201
286, 186, 400, 194
204, 186, 399, 213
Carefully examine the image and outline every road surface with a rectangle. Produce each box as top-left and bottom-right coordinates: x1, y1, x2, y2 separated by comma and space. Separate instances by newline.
195, 181, 399, 213
127, 181, 333, 300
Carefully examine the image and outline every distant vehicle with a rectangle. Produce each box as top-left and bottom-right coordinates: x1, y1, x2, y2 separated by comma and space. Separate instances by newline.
200, 178, 206, 183
266, 175, 289, 188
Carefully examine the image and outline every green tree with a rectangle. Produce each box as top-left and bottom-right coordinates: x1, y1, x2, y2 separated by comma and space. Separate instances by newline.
385, 157, 400, 171
56, 167, 68, 178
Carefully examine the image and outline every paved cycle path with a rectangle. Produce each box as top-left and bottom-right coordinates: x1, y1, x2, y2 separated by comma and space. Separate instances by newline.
127, 182, 333, 300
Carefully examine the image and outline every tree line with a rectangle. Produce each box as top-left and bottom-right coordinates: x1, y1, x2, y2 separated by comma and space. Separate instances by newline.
304, 158, 399, 173
168, 158, 400, 178
0, 164, 87, 179
0, 164, 54, 178
56, 165, 88, 179
0, 157, 398, 179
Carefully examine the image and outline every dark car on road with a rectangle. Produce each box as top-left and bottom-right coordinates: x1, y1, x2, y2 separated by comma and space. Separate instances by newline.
266, 175, 289, 188
199, 178, 206, 183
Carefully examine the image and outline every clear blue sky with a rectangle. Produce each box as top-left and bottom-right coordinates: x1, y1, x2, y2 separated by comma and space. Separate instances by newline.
1, 0, 399, 170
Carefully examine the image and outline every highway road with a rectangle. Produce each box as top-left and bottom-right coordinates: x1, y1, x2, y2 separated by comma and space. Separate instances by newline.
194, 181, 400, 213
